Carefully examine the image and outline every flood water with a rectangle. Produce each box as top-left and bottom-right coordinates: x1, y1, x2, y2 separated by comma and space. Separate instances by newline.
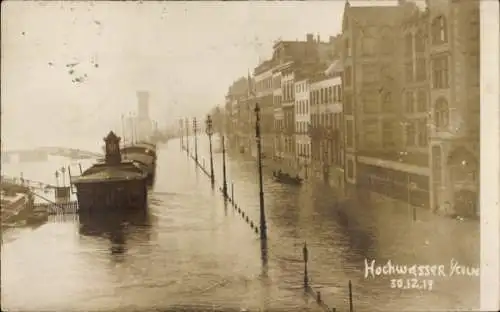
1, 137, 480, 311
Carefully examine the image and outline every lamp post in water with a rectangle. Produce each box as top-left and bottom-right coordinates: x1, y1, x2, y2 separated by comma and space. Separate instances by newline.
205, 115, 215, 186
193, 117, 199, 165
185, 117, 190, 156
221, 135, 228, 199
255, 103, 267, 240
179, 119, 183, 149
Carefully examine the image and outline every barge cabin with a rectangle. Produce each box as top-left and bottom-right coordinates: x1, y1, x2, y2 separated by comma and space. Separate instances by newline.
72, 131, 149, 213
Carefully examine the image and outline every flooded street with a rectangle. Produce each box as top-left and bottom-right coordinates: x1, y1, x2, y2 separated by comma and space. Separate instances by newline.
1, 138, 480, 311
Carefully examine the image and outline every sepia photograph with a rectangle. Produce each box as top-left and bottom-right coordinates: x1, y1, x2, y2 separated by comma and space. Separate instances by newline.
1, 0, 498, 311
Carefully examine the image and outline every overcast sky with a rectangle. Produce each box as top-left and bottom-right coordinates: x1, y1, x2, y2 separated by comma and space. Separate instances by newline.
1, 0, 405, 150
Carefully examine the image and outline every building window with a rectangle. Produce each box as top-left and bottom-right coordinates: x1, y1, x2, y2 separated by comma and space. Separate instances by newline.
432, 55, 449, 89
405, 91, 414, 113
415, 58, 426, 82
469, 54, 479, 86
417, 118, 428, 147
406, 121, 416, 146
347, 159, 354, 180
344, 93, 353, 115
416, 89, 427, 112
415, 30, 426, 53
345, 38, 351, 57
346, 119, 354, 148
363, 91, 378, 114
381, 91, 393, 112
382, 120, 395, 148
380, 29, 393, 55
434, 98, 449, 130
405, 61, 414, 83
405, 33, 413, 56
431, 16, 448, 45
364, 119, 378, 149
470, 10, 479, 40
362, 64, 378, 83
361, 37, 377, 56
344, 66, 352, 86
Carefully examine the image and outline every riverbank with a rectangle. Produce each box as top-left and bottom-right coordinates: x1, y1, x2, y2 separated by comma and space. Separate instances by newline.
1, 191, 33, 228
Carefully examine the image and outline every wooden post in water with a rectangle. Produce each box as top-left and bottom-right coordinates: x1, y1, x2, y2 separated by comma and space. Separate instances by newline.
349, 280, 353, 312
303, 242, 309, 290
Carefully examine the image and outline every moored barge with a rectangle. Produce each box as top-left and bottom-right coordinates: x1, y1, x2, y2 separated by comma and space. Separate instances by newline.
72, 131, 149, 213
120, 141, 157, 186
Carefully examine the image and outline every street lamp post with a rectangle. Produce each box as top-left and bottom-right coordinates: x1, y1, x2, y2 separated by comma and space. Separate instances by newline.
206, 115, 215, 186
323, 148, 329, 184
193, 117, 198, 164
179, 119, 184, 149
222, 135, 228, 198
255, 104, 267, 240
185, 117, 190, 156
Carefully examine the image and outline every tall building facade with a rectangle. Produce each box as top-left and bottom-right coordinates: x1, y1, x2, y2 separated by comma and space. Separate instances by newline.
294, 78, 311, 179
253, 61, 274, 158
268, 34, 337, 174
427, 0, 479, 216
225, 77, 249, 149
340, 0, 479, 217
309, 62, 344, 189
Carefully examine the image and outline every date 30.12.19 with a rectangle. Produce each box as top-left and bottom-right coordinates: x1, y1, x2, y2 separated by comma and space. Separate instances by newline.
390, 278, 434, 291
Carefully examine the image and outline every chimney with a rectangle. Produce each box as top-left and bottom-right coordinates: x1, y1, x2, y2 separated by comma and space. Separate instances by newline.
306, 33, 314, 42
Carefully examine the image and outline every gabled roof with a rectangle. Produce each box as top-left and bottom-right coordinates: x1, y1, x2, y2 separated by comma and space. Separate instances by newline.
342, 2, 402, 31
325, 60, 343, 76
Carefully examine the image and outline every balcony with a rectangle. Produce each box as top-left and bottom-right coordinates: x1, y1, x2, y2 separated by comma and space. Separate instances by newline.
358, 150, 429, 168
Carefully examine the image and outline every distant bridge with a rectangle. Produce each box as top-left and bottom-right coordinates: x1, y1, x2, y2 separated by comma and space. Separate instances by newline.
2, 146, 103, 162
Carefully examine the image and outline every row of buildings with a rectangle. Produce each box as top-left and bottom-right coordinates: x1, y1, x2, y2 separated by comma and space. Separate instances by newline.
223, 0, 479, 218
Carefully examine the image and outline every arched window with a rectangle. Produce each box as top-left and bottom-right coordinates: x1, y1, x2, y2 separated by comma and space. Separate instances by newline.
415, 29, 426, 53
431, 16, 448, 45
361, 36, 377, 56
434, 98, 449, 130
404, 33, 413, 56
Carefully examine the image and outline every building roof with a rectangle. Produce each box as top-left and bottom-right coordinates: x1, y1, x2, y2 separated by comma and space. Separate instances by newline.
73, 162, 147, 184
325, 60, 343, 76
227, 77, 249, 98
342, 2, 403, 32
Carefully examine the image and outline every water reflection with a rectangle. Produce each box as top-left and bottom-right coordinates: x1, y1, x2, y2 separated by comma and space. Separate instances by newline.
259, 237, 270, 311
78, 207, 152, 262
